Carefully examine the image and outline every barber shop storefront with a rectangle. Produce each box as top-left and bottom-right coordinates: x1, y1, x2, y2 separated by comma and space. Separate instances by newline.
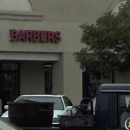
0, 61, 54, 113
0, 27, 65, 113
0, 27, 63, 114
0, 0, 129, 115
0, 0, 83, 114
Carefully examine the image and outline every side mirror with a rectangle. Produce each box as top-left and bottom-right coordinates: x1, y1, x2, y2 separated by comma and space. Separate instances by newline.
4, 105, 8, 110
57, 106, 73, 118
65, 106, 73, 112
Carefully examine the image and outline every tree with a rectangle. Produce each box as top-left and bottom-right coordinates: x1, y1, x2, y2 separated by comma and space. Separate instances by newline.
74, 0, 130, 74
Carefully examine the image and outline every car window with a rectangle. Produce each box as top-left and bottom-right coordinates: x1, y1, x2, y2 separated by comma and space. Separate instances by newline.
16, 96, 64, 110
120, 94, 130, 128
63, 96, 73, 107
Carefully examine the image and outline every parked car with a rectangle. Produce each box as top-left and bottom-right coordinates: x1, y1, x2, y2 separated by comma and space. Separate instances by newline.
92, 97, 96, 114
1, 94, 73, 126
0, 117, 20, 130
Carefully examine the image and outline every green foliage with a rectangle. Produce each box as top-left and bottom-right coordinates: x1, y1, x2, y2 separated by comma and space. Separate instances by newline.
74, 0, 130, 73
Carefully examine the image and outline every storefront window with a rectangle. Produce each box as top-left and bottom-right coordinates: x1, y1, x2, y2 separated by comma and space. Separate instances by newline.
0, 62, 20, 113
44, 63, 52, 94
87, 71, 112, 98
2, 63, 18, 70
1, 62, 19, 101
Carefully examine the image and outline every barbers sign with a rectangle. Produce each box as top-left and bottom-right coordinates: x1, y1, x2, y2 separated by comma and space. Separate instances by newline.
9, 29, 61, 43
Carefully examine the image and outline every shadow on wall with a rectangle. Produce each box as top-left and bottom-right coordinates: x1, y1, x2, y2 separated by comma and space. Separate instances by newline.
0, 0, 32, 11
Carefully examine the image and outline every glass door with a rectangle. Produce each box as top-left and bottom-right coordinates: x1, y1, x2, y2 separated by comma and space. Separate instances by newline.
0, 62, 20, 113
2, 71, 19, 101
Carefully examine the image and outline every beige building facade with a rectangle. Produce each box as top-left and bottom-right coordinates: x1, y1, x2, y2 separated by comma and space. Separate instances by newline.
0, 0, 128, 114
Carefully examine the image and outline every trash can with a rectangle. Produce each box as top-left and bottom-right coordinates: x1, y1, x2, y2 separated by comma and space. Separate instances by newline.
8, 101, 54, 127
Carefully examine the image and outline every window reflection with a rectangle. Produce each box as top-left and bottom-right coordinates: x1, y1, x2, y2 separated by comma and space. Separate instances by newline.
120, 94, 130, 128
44, 63, 52, 94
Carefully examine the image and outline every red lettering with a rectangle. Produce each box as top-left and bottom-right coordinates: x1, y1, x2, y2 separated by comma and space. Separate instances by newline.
18, 30, 25, 42
47, 31, 54, 43
9, 29, 61, 43
33, 30, 40, 42
25, 30, 33, 42
40, 31, 47, 42
10, 29, 18, 41
54, 31, 61, 43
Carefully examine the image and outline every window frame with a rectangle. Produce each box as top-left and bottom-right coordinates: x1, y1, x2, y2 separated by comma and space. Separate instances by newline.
118, 92, 130, 128
62, 96, 73, 107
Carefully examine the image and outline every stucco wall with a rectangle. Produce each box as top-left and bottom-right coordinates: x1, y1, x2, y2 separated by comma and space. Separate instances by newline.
52, 54, 64, 95
0, 0, 120, 53
0, 20, 63, 52
30, 0, 113, 23
0, 0, 32, 11
63, 52, 82, 105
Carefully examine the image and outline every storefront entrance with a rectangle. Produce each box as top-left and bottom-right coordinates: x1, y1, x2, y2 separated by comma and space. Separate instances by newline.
82, 70, 112, 98
0, 62, 20, 114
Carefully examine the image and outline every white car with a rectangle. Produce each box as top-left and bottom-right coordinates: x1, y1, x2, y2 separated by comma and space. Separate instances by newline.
92, 97, 96, 114
1, 94, 73, 126
0, 118, 20, 130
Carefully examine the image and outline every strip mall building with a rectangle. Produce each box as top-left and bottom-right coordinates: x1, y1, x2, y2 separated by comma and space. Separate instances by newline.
0, 0, 129, 114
